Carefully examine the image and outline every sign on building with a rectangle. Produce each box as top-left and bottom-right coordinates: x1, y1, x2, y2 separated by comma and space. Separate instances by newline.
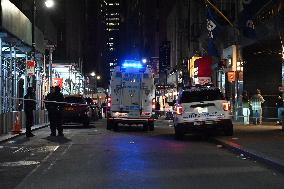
26, 60, 35, 76
227, 71, 236, 82
52, 78, 63, 88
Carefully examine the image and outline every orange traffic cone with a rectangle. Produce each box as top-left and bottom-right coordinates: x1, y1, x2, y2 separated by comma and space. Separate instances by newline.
11, 112, 22, 134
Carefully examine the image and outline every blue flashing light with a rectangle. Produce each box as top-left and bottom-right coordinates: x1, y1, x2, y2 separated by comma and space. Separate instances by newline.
122, 60, 143, 69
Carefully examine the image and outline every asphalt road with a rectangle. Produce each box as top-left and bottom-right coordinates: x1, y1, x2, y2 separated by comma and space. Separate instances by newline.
0, 119, 284, 189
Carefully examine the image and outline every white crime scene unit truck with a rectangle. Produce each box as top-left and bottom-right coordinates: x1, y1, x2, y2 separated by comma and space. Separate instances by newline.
107, 60, 156, 131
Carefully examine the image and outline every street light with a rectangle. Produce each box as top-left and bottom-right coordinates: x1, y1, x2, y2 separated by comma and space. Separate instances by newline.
96, 75, 101, 80
142, 58, 147, 64
45, 0, 55, 8
90, 72, 96, 77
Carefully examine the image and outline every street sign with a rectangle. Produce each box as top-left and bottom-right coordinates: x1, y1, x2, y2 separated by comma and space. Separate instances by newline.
26, 60, 35, 76
227, 71, 235, 82
52, 78, 63, 88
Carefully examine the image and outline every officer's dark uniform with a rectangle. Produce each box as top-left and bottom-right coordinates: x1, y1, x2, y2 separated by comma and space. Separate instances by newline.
24, 87, 36, 137
45, 86, 64, 136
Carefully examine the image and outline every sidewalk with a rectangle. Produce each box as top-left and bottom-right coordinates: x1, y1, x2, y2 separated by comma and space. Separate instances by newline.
213, 122, 284, 173
0, 123, 49, 143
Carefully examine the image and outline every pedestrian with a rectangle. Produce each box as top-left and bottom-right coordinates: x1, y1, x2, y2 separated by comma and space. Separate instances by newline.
24, 87, 36, 137
276, 95, 284, 125
155, 101, 160, 117
45, 86, 65, 136
250, 89, 265, 125
242, 91, 250, 125
101, 102, 106, 118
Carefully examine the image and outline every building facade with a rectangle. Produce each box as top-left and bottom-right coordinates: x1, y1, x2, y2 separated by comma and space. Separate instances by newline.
165, 0, 284, 121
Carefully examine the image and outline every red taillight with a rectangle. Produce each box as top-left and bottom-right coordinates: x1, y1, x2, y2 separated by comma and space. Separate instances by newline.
107, 97, 112, 107
223, 102, 230, 111
152, 98, 156, 111
176, 105, 183, 115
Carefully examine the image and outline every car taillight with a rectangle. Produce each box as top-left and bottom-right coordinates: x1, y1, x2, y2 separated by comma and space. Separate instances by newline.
107, 97, 112, 107
223, 102, 230, 111
152, 98, 156, 111
176, 105, 183, 115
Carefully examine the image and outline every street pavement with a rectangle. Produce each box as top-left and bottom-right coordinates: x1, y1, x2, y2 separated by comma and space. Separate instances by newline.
0, 119, 284, 188
213, 123, 284, 173
1, 120, 284, 171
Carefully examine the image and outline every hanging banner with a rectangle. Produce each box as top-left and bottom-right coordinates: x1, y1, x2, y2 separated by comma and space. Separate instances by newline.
52, 78, 63, 88
26, 60, 35, 76
194, 56, 212, 77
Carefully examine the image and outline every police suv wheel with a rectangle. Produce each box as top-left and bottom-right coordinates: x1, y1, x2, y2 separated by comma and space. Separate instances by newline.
174, 128, 184, 140
83, 120, 90, 127
113, 123, 119, 132
224, 120, 234, 136
143, 123, 149, 131
149, 122, 154, 131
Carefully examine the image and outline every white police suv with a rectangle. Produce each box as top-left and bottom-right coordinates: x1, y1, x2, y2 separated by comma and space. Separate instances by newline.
173, 85, 233, 139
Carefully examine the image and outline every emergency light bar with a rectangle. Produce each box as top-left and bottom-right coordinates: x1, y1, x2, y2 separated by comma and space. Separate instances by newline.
122, 60, 143, 69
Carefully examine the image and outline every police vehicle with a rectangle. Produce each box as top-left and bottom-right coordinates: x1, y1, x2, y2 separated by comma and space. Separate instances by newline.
107, 60, 156, 131
173, 84, 233, 139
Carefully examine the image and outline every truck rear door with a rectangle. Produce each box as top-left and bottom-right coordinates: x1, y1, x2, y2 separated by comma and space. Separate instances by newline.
121, 72, 141, 117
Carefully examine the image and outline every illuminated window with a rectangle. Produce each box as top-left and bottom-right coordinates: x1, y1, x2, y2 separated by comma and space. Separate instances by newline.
109, 18, 119, 21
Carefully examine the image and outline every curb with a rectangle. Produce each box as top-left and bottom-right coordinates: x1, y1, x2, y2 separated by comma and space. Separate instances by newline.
0, 123, 49, 144
211, 137, 284, 174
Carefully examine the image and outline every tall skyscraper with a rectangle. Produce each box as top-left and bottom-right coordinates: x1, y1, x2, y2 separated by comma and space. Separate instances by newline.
100, 0, 120, 80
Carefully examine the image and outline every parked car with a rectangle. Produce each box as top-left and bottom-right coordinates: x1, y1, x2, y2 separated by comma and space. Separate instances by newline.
173, 84, 233, 139
63, 95, 91, 127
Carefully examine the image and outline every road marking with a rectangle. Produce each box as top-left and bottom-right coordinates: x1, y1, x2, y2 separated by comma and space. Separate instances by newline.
13, 145, 60, 189
44, 143, 72, 173
13, 147, 24, 154
0, 161, 40, 167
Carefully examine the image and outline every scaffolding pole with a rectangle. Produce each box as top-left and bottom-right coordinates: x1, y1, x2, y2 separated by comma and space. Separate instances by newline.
13, 46, 17, 111
0, 37, 2, 114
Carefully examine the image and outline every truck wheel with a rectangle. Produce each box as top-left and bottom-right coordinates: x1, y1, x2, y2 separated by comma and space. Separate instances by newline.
224, 120, 234, 136
113, 123, 119, 132
106, 121, 113, 130
149, 122, 154, 131
174, 128, 184, 140
83, 120, 90, 127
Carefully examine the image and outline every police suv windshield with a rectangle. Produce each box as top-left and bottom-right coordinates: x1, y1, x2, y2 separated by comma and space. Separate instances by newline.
180, 88, 224, 103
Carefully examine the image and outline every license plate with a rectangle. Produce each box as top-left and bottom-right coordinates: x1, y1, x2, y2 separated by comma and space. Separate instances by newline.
205, 120, 214, 124
65, 107, 74, 111
194, 121, 203, 126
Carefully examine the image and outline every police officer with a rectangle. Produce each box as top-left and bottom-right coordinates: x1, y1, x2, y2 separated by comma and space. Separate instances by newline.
24, 87, 36, 137
45, 86, 64, 136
